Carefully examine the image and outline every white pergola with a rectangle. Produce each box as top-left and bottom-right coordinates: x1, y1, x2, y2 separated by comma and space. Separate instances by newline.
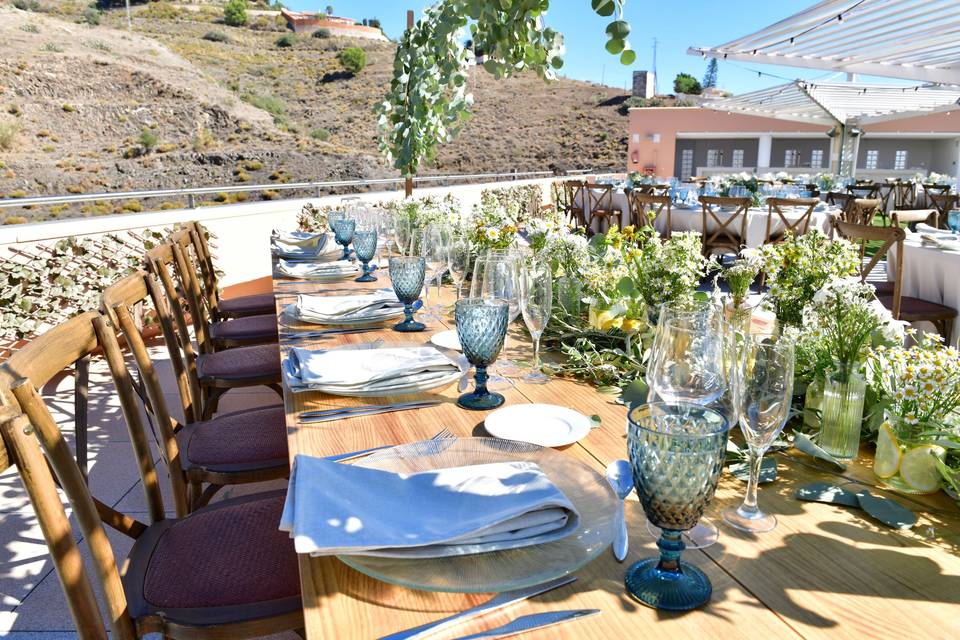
688, 0, 960, 86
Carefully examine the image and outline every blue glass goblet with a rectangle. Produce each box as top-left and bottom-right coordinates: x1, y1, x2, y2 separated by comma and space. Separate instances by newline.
327, 210, 346, 229
389, 256, 426, 332
455, 298, 509, 411
332, 218, 355, 260
949, 210, 960, 235
353, 230, 378, 282
625, 402, 730, 611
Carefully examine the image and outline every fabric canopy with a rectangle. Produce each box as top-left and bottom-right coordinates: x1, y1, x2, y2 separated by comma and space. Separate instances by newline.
689, 0, 960, 85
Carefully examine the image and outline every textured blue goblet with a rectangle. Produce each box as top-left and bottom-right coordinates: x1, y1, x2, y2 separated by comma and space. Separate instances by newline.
332, 218, 355, 260
353, 230, 378, 282
455, 299, 509, 411
327, 210, 346, 229
625, 402, 730, 611
389, 256, 426, 332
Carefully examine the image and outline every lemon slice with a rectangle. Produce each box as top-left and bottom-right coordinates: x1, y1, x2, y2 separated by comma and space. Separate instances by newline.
900, 445, 946, 493
874, 422, 901, 479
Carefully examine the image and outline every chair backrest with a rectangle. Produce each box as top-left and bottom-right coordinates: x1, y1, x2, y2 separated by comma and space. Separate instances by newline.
636, 183, 670, 196
831, 217, 905, 319
845, 198, 882, 226
146, 239, 215, 355
765, 197, 819, 243
628, 192, 670, 231
893, 180, 916, 209
877, 182, 894, 211
563, 181, 588, 229
551, 181, 569, 214
185, 221, 223, 319
699, 196, 751, 255
802, 184, 821, 198
847, 183, 880, 200
929, 193, 959, 225
827, 191, 855, 212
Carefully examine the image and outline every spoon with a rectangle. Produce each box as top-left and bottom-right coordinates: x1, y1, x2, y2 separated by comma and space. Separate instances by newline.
605, 460, 634, 562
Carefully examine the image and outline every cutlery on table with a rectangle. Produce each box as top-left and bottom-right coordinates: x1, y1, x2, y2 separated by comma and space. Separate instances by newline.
300, 400, 442, 419
299, 400, 441, 424
379, 575, 577, 640
448, 609, 600, 640
605, 459, 634, 562
323, 427, 454, 463
280, 327, 380, 339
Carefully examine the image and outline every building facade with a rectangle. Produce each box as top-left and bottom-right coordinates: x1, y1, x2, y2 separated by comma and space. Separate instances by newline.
280, 9, 388, 40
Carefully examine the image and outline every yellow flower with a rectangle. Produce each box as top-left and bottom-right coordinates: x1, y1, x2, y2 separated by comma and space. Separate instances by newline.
589, 306, 624, 331
621, 317, 644, 333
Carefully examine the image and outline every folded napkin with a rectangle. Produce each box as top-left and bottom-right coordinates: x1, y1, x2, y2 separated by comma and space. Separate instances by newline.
295, 290, 401, 323
272, 230, 327, 249
279, 456, 580, 557
917, 223, 952, 238
277, 259, 360, 279
283, 345, 460, 393
272, 232, 337, 260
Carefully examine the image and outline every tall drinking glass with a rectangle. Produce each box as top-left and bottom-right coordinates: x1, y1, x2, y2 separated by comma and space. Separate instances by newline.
420, 225, 448, 320
519, 260, 552, 384
722, 334, 795, 533
332, 218, 355, 260
388, 256, 426, 332
448, 237, 472, 303
394, 215, 414, 257
470, 253, 521, 388
948, 210, 960, 235
353, 230, 378, 282
626, 402, 730, 610
455, 298, 509, 410
647, 318, 728, 406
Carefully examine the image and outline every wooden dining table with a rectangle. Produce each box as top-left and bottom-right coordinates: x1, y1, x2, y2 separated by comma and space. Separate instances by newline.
273, 264, 960, 640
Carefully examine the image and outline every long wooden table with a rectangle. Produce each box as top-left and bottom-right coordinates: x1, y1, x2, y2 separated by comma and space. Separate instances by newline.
274, 272, 960, 640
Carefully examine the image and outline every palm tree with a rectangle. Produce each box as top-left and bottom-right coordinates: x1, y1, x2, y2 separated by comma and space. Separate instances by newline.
325, 5, 333, 16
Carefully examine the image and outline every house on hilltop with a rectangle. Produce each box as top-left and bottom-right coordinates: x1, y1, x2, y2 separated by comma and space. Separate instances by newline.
280, 9, 388, 40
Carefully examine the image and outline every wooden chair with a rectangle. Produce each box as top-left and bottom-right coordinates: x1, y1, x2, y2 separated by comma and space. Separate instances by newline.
844, 198, 882, 226
584, 183, 622, 235
929, 194, 959, 229
699, 196, 750, 256
831, 218, 957, 340
921, 183, 951, 209
103, 272, 289, 510
564, 180, 588, 230
892, 180, 916, 210
0, 314, 302, 640
827, 191, 855, 217
635, 183, 670, 197
551, 180, 569, 219
764, 197, 819, 244
627, 191, 671, 233
876, 182, 895, 225
847, 183, 880, 200
145, 248, 282, 420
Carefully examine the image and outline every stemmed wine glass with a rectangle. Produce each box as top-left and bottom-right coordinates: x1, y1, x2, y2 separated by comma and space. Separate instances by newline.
455, 298, 510, 410
353, 230, 378, 282
626, 402, 730, 610
448, 237, 472, 303
331, 218, 355, 261
948, 210, 960, 236
519, 259, 552, 384
419, 225, 449, 321
722, 333, 794, 533
470, 252, 521, 390
388, 256, 426, 332
394, 214, 414, 257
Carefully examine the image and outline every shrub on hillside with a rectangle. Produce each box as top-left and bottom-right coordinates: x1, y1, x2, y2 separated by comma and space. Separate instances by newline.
337, 47, 366, 75
312, 28, 331, 38
0, 121, 19, 151
275, 34, 296, 48
13, 0, 41, 11
83, 7, 100, 26
138, 130, 157, 151
203, 31, 229, 43
310, 128, 330, 141
223, 0, 247, 27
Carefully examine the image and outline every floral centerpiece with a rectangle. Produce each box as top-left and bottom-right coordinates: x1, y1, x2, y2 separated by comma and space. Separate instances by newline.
709, 172, 762, 205
758, 230, 860, 328
468, 196, 518, 251
387, 195, 463, 232
924, 172, 956, 188
719, 254, 761, 333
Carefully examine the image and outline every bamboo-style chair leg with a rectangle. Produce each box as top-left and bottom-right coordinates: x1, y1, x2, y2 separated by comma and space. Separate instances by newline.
189, 480, 202, 512
268, 383, 283, 397
194, 483, 224, 510
201, 387, 228, 421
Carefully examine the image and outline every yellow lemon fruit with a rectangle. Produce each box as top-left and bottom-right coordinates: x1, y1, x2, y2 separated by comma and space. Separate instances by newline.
873, 422, 901, 480
900, 445, 947, 493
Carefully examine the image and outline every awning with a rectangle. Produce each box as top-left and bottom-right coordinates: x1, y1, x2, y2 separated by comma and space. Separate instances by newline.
688, 0, 960, 85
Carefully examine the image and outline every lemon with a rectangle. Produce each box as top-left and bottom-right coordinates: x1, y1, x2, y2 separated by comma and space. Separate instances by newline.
874, 422, 901, 479
899, 445, 947, 493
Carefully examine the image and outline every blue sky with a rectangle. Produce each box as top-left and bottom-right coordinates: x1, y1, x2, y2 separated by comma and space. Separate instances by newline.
287, 1, 876, 94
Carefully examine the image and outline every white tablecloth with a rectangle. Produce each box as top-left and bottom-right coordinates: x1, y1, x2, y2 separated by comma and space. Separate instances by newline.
887, 234, 960, 345
574, 190, 832, 248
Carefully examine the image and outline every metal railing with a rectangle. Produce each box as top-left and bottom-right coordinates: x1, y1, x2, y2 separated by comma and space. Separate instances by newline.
0, 169, 598, 210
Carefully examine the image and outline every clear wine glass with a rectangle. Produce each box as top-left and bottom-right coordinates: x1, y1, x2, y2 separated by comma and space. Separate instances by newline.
722, 333, 795, 533
394, 214, 413, 257
519, 259, 552, 384
448, 237, 472, 303
470, 252, 520, 390
419, 225, 448, 321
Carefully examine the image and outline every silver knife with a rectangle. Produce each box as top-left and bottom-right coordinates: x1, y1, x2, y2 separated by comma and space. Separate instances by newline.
300, 400, 441, 418
299, 402, 439, 424
378, 576, 577, 640
450, 609, 600, 640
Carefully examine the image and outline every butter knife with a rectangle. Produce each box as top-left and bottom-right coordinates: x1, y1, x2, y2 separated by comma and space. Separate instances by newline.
450, 609, 600, 640
299, 402, 439, 424
378, 576, 576, 640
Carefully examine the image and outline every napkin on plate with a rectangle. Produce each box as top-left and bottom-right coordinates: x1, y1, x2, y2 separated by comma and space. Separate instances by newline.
279, 455, 580, 557
272, 232, 338, 260
276, 259, 360, 279
272, 230, 327, 249
294, 291, 402, 323
282, 345, 461, 393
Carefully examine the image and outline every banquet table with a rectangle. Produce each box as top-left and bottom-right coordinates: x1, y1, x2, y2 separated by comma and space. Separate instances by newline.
575, 189, 833, 246
887, 232, 960, 345
273, 260, 960, 639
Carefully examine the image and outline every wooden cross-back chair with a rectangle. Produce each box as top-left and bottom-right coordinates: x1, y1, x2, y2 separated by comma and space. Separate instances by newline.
583, 183, 622, 235
892, 180, 916, 210
764, 197, 819, 244
827, 191, 855, 216
551, 181, 570, 220
563, 180, 588, 230
145, 245, 282, 420
847, 183, 880, 200
929, 194, 959, 229
627, 192, 671, 233
843, 198, 882, 226
699, 196, 751, 256
921, 183, 951, 209
831, 218, 957, 341
0, 313, 302, 640
103, 272, 288, 510
876, 182, 895, 225
635, 183, 670, 197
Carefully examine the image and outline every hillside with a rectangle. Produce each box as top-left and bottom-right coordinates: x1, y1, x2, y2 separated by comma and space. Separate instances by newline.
0, 2, 630, 221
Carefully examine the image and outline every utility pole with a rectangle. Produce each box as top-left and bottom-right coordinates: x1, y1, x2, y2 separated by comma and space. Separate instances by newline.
126, 0, 131, 29
404, 9, 415, 198
652, 38, 658, 96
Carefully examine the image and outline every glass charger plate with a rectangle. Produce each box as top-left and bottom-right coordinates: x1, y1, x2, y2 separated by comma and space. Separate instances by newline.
281, 302, 405, 326
337, 438, 617, 592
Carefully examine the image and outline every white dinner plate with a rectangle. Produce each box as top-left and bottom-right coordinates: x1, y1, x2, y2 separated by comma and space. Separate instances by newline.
430, 329, 462, 352
484, 404, 592, 448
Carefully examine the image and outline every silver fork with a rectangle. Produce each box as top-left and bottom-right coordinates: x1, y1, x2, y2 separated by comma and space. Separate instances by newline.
322, 427, 455, 462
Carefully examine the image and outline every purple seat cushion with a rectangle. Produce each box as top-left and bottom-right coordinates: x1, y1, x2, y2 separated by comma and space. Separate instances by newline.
142, 493, 299, 608
183, 405, 287, 467
219, 293, 275, 317
209, 314, 279, 341
197, 343, 281, 380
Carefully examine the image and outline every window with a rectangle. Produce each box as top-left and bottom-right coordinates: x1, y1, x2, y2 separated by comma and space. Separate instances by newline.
810, 149, 823, 169
731, 149, 744, 169
865, 149, 879, 170
706, 149, 720, 168
680, 149, 693, 179
894, 149, 908, 171
784, 149, 799, 168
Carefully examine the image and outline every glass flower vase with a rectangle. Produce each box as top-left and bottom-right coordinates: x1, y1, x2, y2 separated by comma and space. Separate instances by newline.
803, 377, 824, 432
556, 276, 582, 317
818, 361, 866, 462
723, 301, 753, 336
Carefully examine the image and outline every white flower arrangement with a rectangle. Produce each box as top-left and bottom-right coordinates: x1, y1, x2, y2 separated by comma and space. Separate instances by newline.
468, 196, 518, 251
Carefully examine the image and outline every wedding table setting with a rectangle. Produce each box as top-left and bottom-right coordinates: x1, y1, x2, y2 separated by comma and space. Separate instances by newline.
268, 200, 960, 639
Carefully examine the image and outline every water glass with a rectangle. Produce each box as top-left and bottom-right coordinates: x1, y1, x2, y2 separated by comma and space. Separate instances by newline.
394, 214, 414, 256
471, 252, 522, 386
455, 298, 510, 410
626, 402, 730, 610
722, 334, 794, 533
647, 317, 728, 405
388, 256, 426, 332
519, 260, 552, 384
327, 210, 347, 230
948, 210, 960, 235
420, 225, 450, 319
353, 230, 378, 282
332, 218, 356, 260
448, 237, 472, 302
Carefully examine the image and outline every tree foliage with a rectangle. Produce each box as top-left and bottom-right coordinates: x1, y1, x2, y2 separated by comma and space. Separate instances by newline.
338, 47, 367, 75
702, 58, 718, 89
673, 72, 702, 95
223, 0, 247, 27
377, 0, 632, 177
